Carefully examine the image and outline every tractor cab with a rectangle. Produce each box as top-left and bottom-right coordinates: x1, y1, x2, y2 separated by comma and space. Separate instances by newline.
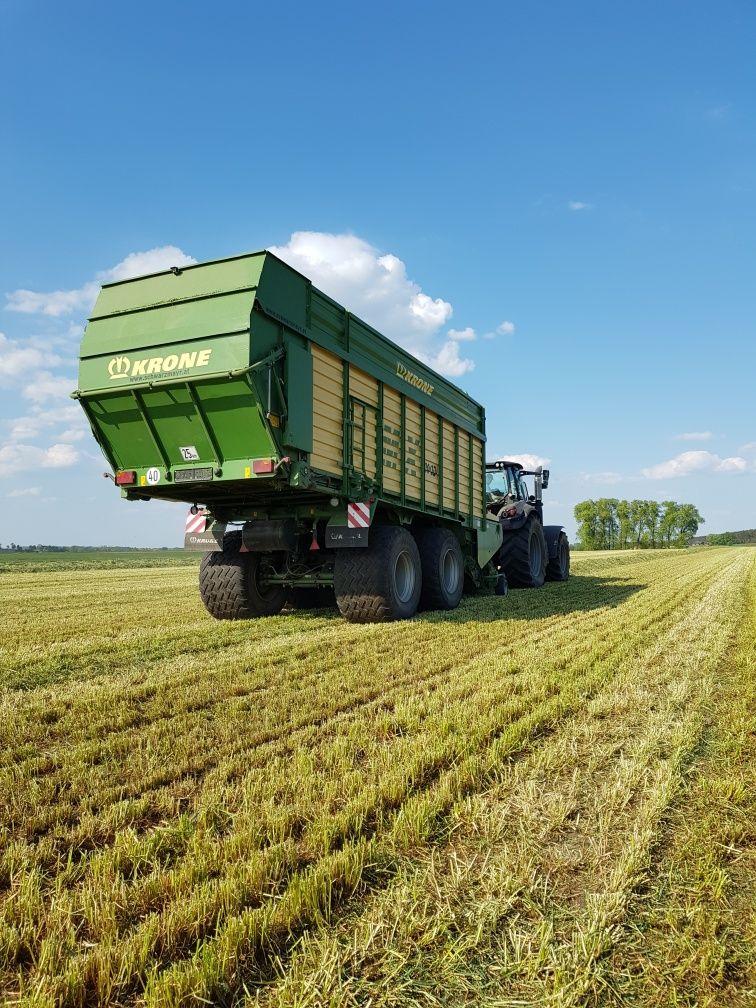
485, 460, 550, 516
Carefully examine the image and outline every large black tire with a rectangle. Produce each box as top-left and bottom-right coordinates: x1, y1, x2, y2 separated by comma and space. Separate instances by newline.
199, 532, 286, 619
287, 587, 337, 610
334, 525, 422, 623
545, 532, 570, 582
498, 516, 547, 589
414, 527, 465, 611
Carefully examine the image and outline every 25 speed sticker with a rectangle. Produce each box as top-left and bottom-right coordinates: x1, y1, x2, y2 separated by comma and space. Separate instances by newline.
146, 467, 161, 485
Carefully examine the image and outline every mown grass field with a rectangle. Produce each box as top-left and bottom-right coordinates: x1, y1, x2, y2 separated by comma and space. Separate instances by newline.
0, 548, 753, 1007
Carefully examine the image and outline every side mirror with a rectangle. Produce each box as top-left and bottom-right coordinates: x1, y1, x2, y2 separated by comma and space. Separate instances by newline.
541, 469, 550, 489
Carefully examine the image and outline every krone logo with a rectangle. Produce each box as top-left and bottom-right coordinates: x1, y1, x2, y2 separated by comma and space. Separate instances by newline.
108, 356, 131, 379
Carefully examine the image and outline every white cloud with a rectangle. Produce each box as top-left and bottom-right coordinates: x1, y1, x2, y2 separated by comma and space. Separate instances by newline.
499, 453, 551, 471
0, 333, 61, 378
0, 441, 79, 477
22, 372, 75, 404
423, 339, 475, 378
105, 246, 196, 283
5, 284, 99, 318
447, 327, 476, 342
8, 404, 83, 442
568, 201, 593, 211
580, 471, 625, 484
496, 320, 515, 335
674, 431, 713, 441
6, 486, 41, 498
739, 441, 756, 453
5, 245, 196, 318
270, 231, 467, 374
641, 450, 749, 480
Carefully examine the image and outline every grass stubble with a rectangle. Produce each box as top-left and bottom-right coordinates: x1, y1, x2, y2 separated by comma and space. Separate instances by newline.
0, 548, 753, 1006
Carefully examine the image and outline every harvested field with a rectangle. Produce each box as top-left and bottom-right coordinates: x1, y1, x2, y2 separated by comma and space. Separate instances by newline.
0, 547, 753, 1006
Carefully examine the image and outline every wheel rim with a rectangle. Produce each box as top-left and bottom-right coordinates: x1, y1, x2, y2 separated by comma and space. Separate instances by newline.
530, 533, 542, 577
393, 549, 416, 603
560, 541, 569, 574
441, 546, 461, 594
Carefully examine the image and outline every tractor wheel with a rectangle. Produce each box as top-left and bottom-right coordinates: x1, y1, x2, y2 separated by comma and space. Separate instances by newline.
288, 587, 337, 610
498, 516, 547, 589
414, 527, 465, 611
199, 531, 286, 619
546, 532, 570, 582
334, 525, 422, 623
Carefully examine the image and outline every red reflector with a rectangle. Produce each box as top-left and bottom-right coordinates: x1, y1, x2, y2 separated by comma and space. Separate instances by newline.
115, 471, 136, 485
252, 459, 274, 474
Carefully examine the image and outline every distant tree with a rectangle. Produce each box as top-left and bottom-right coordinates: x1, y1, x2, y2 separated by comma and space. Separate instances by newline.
574, 499, 705, 550
674, 504, 704, 546
616, 500, 633, 549
574, 500, 602, 550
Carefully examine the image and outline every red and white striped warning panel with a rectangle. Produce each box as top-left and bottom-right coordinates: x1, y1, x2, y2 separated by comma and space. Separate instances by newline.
185, 510, 207, 535
347, 501, 371, 528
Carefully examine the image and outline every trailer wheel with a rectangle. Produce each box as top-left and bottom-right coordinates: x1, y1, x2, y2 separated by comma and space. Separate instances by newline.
414, 527, 465, 611
199, 532, 286, 619
498, 516, 547, 589
545, 532, 570, 582
334, 525, 422, 623
288, 587, 337, 610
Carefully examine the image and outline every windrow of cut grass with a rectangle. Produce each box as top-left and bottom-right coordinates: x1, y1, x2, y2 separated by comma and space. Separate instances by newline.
0, 547, 753, 1007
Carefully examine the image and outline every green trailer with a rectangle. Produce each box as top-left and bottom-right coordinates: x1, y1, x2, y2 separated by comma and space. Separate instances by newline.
75, 249, 568, 622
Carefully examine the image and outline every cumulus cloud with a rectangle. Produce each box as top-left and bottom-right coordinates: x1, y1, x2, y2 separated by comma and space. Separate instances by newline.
22, 372, 76, 404
0, 333, 61, 379
424, 340, 475, 378
270, 231, 471, 374
580, 471, 625, 484
6, 246, 196, 318
674, 431, 713, 441
739, 441, 756, 453
0, 442, 78, 477
6, 486, 41, 498
8, 405, 84, 443
499, 453, 551, 470
496, 320, 515, 335
447, 327, 477, 342
568, 201, 593, 211
641, 450, 749, 479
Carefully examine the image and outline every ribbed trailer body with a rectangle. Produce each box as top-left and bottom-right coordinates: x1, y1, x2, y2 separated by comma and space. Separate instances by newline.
76, 250, 504, 620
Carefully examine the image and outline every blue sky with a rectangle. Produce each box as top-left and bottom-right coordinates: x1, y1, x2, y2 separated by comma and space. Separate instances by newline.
1, 0, 754, 545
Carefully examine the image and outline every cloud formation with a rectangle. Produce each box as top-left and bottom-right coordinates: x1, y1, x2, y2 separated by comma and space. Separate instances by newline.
0, 333, 61, 379
0, 442, 78, 477
568, 200, 593, 211
271, 231, 476, 376
641, 450, 749, 479
499, 453, 551, 471
6, 246, 197, 318
674, 431, 713, 441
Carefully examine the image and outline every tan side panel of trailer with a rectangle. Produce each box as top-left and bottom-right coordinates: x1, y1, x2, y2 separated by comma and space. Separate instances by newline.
311, 345, 344, 475
382, 385, 402, 494
404, 397, 422, 501
472, 437, 484, 518
424, 409, 440, 506
348, 365, 378, 480
458, 431, 471, 516
441, 420, 457, 510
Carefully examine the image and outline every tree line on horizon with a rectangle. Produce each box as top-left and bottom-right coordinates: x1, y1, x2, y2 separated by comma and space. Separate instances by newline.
574, 498, 704, 550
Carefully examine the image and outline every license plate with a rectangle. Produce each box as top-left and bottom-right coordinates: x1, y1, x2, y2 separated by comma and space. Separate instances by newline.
174, 466, 214, 483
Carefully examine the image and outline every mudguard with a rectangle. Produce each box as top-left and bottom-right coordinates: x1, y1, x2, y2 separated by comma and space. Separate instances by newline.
543, 524, 566, 558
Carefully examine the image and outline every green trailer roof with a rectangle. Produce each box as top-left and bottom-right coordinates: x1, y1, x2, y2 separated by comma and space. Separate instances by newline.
79, 250, 484, 432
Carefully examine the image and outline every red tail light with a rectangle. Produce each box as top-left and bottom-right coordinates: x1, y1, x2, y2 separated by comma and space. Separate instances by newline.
252, 459, 274, 474
115, 470, 136, 485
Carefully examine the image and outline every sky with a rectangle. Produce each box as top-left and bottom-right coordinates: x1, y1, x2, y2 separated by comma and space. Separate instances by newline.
1, 0, 755, 546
